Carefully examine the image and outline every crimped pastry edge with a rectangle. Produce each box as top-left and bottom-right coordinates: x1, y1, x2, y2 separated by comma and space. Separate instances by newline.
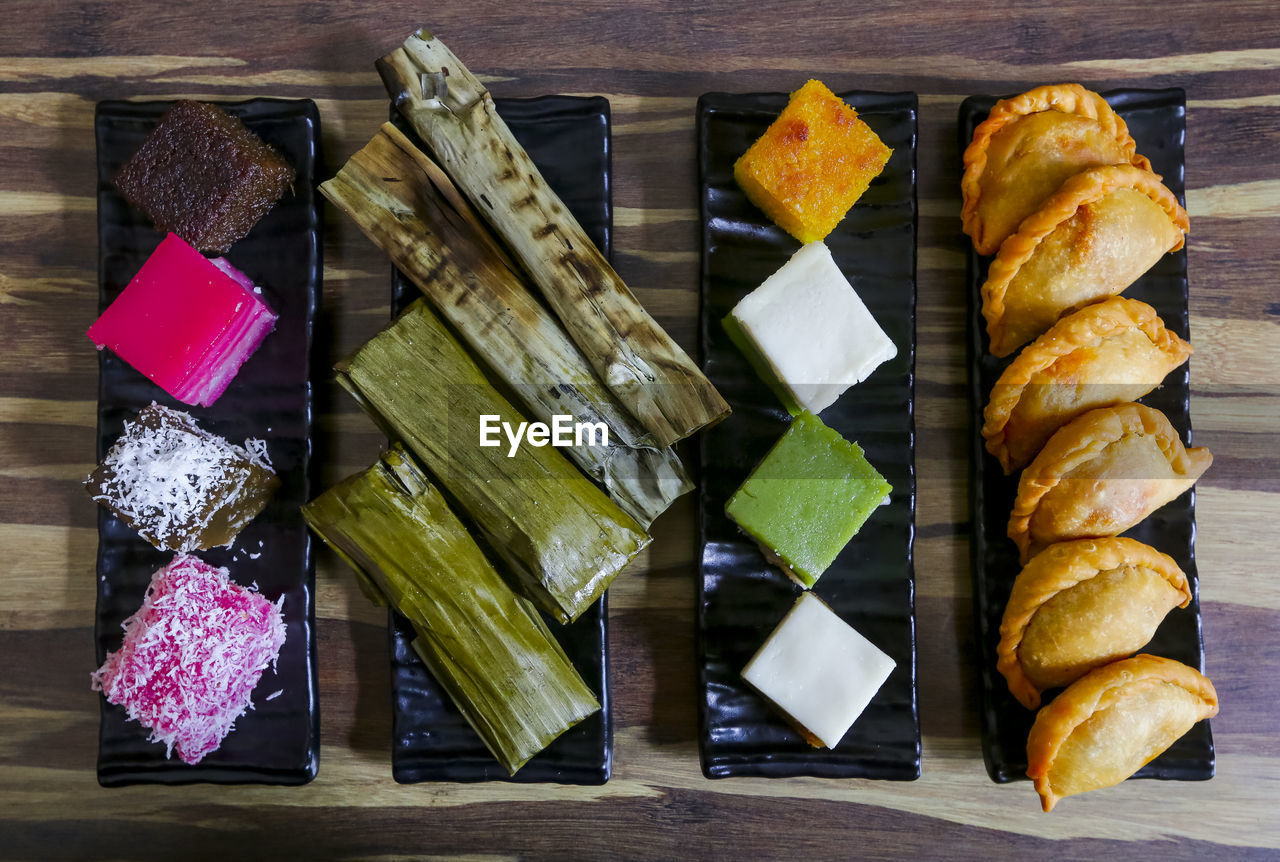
996, 536, 1192, 710
980, 164, 1190, 357
982, 297, 1193, 473
1025, 653, 1218, 812
961, 83, 1151, 253
1006, 402, 1211, 563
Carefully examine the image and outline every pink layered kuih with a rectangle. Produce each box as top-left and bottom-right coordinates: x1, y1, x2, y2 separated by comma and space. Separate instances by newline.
87, 233, 277, 407
91, 554, 287, 765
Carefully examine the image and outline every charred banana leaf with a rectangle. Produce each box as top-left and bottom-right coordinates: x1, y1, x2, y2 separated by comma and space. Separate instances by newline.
377, 29, 730, 447
319, 123, 690, 526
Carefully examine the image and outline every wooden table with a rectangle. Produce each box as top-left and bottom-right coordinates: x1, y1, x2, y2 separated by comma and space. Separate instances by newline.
3, 2, 1278, 857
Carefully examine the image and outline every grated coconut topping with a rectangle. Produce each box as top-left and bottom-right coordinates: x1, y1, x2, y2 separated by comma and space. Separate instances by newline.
90, 554, 287, 765
90, 403, 273, 552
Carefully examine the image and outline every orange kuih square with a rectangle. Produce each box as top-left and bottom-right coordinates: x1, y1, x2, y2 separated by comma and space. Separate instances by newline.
734, 80, 892, 243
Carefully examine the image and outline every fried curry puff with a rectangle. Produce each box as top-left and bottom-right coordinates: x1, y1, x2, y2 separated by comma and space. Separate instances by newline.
980, 165, 1188, 357
1027, 654, 1218, 811
961, 83, 1152, 256
1008, 402, 1212, 563
983, 297, 1192, 474
997, 537, 1191, 710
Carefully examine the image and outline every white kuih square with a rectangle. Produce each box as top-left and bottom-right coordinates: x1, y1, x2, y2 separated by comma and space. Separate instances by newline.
741, 591, 896, 749
729, 241, 896, 415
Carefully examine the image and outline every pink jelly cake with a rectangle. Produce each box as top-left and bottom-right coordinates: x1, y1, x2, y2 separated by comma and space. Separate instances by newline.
91, 554, 287, 764
87, 233, 277, 407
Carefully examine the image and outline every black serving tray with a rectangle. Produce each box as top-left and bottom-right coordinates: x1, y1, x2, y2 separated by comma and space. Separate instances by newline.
388, 96, 613, 784
93, 99, 322, 785
962, 88, 1214, 784
697, 91, 920, 780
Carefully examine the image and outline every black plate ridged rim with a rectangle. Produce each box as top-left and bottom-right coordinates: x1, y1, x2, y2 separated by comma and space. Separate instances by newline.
387, 96, 614, 784
961, 88, 1215, 784
697, 90, 920, 780
93, 98, 322, 786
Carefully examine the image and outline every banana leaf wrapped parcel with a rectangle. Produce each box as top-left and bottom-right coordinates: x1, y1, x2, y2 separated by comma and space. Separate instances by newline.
378, 29, 730, 447
303, 445, 600, 775
318, 123, 691, 527
337, 298, 650, 623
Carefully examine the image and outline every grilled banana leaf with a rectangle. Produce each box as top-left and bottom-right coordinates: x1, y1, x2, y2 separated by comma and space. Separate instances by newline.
319, 123, 690, 526
377, 29, 730, 447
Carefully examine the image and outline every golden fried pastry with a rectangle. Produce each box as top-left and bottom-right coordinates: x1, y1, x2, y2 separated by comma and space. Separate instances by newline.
983, 298, 1192, 473
1026, 654, 1218, 811
962, 83, 1152, 256
1008, 403, 1212, 563
980, 165, 1188, 357
997, 537, 1191, 709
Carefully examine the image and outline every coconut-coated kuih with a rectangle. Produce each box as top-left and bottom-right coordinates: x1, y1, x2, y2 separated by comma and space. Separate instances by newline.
91, 554, 287, 765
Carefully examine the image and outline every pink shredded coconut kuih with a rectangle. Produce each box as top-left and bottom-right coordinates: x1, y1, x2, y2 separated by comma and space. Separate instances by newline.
91, 554, 286, 764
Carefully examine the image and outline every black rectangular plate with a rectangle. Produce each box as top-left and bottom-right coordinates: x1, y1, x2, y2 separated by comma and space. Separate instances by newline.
388, 96, 613, 784
93, 98, 321, 786
697, 91, 920, 780
962, 88, 1214, 784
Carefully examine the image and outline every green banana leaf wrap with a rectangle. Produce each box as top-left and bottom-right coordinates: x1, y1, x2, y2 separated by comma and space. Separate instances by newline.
302, 445, 600, 775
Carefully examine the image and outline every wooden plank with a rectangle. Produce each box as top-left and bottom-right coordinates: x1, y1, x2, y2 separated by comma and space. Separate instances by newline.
1, 0, 1279, 855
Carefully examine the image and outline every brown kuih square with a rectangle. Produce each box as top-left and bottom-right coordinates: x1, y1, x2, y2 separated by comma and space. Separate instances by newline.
114, 100, 296, 252
87, 403, 280, 553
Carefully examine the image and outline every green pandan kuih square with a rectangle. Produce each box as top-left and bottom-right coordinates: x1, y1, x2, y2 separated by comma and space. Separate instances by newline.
725, 412, 891, 588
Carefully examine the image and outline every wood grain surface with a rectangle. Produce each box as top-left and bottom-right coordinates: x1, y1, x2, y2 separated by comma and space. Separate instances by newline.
2, 1, 1278, 858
